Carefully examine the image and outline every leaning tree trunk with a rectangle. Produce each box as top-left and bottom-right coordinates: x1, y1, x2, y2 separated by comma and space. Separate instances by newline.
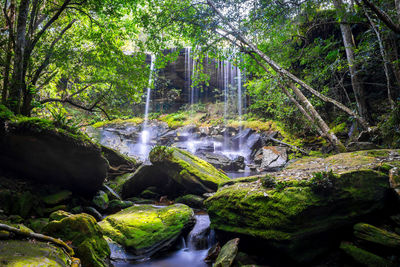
8, 0, 30, 114
249, 52, 343, 150
333, 0, 370, 122
206, 0, 370, 131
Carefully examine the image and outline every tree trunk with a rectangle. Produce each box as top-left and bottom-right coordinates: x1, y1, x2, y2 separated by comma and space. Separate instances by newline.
249, 52, 343, 150
206, 0, 370, 131
8, 0, 30, 114
362, 6, 394, 108
2, 0, 15, 104
396, 0, 400, 24
333, 0, 370, 121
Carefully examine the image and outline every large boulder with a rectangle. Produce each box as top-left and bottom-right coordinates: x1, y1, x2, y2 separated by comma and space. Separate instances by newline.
43, 212, 110, 267
99, 204, 194, 257
121, 147, 230, 198
214, 238, 240, 267
255, 146, 287, 171
0, 240, 74, 266
205, 169, 390, 262
0, 116, 108, 194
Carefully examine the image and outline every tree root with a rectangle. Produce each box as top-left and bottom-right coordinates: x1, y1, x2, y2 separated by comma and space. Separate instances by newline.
0, 223, 74, 256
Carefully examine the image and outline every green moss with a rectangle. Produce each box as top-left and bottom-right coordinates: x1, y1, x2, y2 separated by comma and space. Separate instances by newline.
92, 117, 144, 128
93, 190, 109, 210
28, 218, 49, 233
49, 210, 72, 221
214, 238, 239, 267
205, 169, 389, 242
42, 190, 72, 205
340, 242, 393, 267
0, 240, 72, 267
354, 223, 400, 248
0, 104, 15, 120
99, 204, 193, 254
43, 213, 110, 267
175, 194, 205, 208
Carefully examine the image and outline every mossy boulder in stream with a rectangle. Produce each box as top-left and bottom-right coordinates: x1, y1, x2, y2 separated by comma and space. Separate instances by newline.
43, 212, 110, 267
205, 169, 390, 262
121, 146, 230, 198
99, 204, 194, 257
0, 240, 73, 267
0, 116, 108, 194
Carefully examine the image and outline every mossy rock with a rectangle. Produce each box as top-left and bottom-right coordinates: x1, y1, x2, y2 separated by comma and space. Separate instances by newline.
214, 238, 240, 267
340, 242, 394, 267
43, 213, 110, 267
92, 190, 109, 210
149, 146, 230, 194
354, 223, 400, 248
175, 194, 205, 209
49, 210, 72, 221
0, 240, 73, 267
205, 169, 390, 262
99, 204, 194, 257
42, 190, 72, 206
101, 145, 138, 169
0, 116, 108, 195
27, 218, 49, 233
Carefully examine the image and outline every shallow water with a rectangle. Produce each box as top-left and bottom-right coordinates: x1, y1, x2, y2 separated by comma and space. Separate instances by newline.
111, 214, 213, 267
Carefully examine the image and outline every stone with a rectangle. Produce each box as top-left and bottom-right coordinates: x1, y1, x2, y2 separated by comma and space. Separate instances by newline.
0, 117, 108, 195
0, 240, 73, 267
99, 204, 194, 257
198, 152, 234, 171
101, 145, 137, 169
214, 238, 240, 267
231, 156, 245, 170
42, 190, 72, 206
354, 223, 400, 248
204, 242, 221, 263
106, 199, 133, 213
44, 213, 110, 267
28, 217, 49, 233
122, 147, 230, 198
258, 146, 287, 171
340, 242, 393, 267
49, 210, 71, 221
389, 167, 400, 197
175, 194, 205, 209
83, 206, 103, 222
92, 190, 109, 210
205, 169, 390, 262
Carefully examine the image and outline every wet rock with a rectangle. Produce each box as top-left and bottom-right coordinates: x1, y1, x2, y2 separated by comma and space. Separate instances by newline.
99, 204, 194, 257
0, 117, 108, 195
255, 146, 287, 171
214, 238, 240, 267
231, 156, 245, 170
354, 223, 400, 248
205, 169, 390, 262
101, 145, 138, 173
187, 214, 212, 250
0, 240, 73, 267
106, 199, 133, 213
346, 142, 380, 152
44, 212, 110, 267
148, 146, 230, 195
175, 194, 205, 209
340, 242, 393, 267
92, 190, 109, 210
246, 132, 262, 155
205, 242, 221, 263
83, 206, 103, 221
198, 152, 232, 170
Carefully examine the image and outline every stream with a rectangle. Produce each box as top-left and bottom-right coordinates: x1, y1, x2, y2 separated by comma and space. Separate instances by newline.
111, 214, 214, 267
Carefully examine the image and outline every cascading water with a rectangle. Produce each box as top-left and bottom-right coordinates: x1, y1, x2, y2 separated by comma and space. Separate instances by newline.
139, 54, 155, 159
237, 68, 243, 150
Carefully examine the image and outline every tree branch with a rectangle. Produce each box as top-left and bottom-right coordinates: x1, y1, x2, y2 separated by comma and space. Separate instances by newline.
361, 0, 400, 34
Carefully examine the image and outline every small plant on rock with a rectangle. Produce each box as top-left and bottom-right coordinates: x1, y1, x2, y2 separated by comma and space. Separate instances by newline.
310, 170, 336, 195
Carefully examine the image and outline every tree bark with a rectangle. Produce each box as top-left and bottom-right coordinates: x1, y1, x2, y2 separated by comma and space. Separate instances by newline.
361, 6, 394, 109
2, 0, 15, 104
361, 0, 400, 34
206, 0, 370, 131
8, 0, 30, 113
333, 0, 370, 122
249, 52, 344, 150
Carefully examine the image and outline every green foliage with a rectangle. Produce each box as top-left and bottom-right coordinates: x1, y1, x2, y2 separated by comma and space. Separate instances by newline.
379, 102, 400, 148
310, 170, 337, 194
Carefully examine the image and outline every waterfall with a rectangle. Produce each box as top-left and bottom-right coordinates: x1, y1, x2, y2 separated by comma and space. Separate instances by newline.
237, 68, 243, 150
185, 47, 192, 105
139, 54, 155, 158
